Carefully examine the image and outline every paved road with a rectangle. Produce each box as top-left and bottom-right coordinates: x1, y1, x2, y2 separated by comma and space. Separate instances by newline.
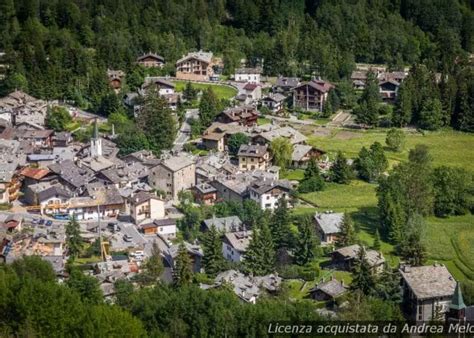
173, 108, 199, 151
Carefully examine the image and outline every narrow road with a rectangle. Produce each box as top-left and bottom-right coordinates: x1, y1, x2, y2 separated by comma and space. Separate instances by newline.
173, 108, 199, 151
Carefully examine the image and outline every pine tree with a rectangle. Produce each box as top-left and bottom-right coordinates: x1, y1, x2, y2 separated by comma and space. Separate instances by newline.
269, 196, 293, 249
65, 215, 82, 260
354, 71, 380, 127
174, 243, 193, 287
351, 246, 376, 295
294, 217, 316, 266
199, 87, 220, 128
330, 151, 352, 184
375, 263, 401, 302
243, 220, 275, 275
392, 81, 412, 127
298, 158, 325, 193
202, 225, 224, 277
373, 229, 381, 251
336, 212, 356, 247
140, 241, 164, 285
136, 87, 177, 154
398, 214, 426, 266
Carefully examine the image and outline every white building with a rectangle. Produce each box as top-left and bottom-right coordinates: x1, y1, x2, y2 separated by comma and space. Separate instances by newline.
222, 230, 252, 262
128, 191, 165, 225
248, 180, 292, 210
234, 68, 261, 84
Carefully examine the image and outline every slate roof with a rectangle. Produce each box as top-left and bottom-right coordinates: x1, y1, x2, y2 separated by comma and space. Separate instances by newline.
48, 160, 95, 189
295, 79, 334, 93
333, 244, 385, 267
177, 51, 213, 64
314, 212, 344, 234
223, 230, 252, 252
142, 77, 175, 89
258, 126, 307, 145
291, 144, 313, 162
243, 83, 259, 91
262, 93, 286, 103
159, 154, 194, 172
37, 185, 71, 201
238, 144, 268, 158
85, 182, 124, 206
310, 278, 347, 298
194, 183, 217, 194
203, 216, 242, 232
275, 76, 300, 89
129, 191, 160, 205
400, 264, 456, 300
249, 180, 292, 195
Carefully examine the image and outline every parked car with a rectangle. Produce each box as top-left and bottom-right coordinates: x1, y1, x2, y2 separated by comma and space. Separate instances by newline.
123, 234, 133, 242
31, 218, 40, 225
53, 214, 69, 220
38, 219, 45, 225
45, 220, 53, 226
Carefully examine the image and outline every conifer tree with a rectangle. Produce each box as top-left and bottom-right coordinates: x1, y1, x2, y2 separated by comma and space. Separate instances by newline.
199, 87, 220, 128
354, 71, 380, 127
66, 215, 82, 260
244, 220, 275, 275
351, 246, 376, 295
336, 212, 356, 248
140, 241, 164, 285
398, 214, 426, 266
330, 151, 352, 184
174, 243, 193, 287
298, 158, 325, 193
269, 196, 293, 249
136, 87, 177, 154
202, 225, 224, 277
294, 217, 316, 266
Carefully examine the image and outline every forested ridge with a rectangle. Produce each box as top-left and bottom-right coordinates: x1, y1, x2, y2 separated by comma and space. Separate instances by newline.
0, 0, 473, 109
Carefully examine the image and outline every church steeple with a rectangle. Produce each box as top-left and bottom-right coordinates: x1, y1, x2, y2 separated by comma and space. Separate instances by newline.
90, 118, 102, 158
447, 281, 466, 322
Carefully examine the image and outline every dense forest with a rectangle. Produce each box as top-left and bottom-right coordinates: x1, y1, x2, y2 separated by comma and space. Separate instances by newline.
0, 0, 473, 110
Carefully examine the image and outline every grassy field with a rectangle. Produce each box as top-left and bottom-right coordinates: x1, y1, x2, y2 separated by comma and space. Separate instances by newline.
307, 129, 474, 170
281, 169, 305, 181
172, 80, 237, 100
257, 117, 271, 125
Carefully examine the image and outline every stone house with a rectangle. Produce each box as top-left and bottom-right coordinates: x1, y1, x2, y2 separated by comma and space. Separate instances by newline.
176, 51, 214, 81
149, 155, 195, 201
136, 53, 165, 68
292, 79, 334, 112
237, 144, 270, 171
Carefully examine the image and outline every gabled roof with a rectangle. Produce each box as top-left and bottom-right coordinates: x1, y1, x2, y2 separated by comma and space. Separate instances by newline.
310, 278, 347, 298
262, 93, 286, 103
314, 212, 344, 234
243, 83, 259, 91
295, 79, 334, 93
37, 185, 71, 202
20, 167, 50, 180
399, 264, 456, 300
275, 77, 300, 88
203, 216, 242, 232
137, 53, 164, 62
235, 67, 261, 75
238, 144, 268, 158
176, 51, 213, 65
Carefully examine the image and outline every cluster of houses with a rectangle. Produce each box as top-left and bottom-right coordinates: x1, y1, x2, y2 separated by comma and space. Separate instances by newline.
1, 54, 471, 321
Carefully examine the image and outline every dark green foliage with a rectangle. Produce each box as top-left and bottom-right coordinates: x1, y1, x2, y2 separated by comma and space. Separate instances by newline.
351, 246, 376, 296
65, 216, 82, 260
392, 81, 413, 127
227, 132, 249, 156
419, 98, 444, 130
183, 82, 197, 101
336, 212, 356, 248
355, 142, 388, 182
138, 241, 164, 285
298, 158, 326, 194
375, 264, 402, 303
199, 87, 220, 129
45, 106, 72, 132
136, 88, 176, 155
115, 129, 150, 156
269, 197, 294, 249
66, 268, 103, 304
0, 257, 145, 337
174, 242, 193, 287
270, 137, 293, 172
330, 151, 352, 184
377, 145, 434, 242
340, 293, 404, 321
432, 166, 473, 217
462, 280, 474, 306
354, 71, 380, 127
244, 220, 275, 275
397, 214, 427, 266
385, 128, 406, 152
293, 216, 316, 266
202, 225, 225, 277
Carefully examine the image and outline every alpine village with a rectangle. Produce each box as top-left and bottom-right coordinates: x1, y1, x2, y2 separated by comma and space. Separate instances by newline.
0, 0, 474, 337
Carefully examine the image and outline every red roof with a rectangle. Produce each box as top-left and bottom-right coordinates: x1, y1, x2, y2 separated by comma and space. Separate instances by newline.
20, 167, 50, 180
243, 83, 259, 91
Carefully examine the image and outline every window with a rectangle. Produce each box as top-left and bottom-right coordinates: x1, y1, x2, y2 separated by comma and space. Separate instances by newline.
266, 195, 270, 200
265, 203, 271, 208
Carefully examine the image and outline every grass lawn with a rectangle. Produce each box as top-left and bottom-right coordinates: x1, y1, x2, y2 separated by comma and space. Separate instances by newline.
65, 121, 81, 132
308, 129, 474, 170
257, 117, 271, 125
281, 169, 305, 181
299, 180, 378, 211
172, 80, 237, 100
